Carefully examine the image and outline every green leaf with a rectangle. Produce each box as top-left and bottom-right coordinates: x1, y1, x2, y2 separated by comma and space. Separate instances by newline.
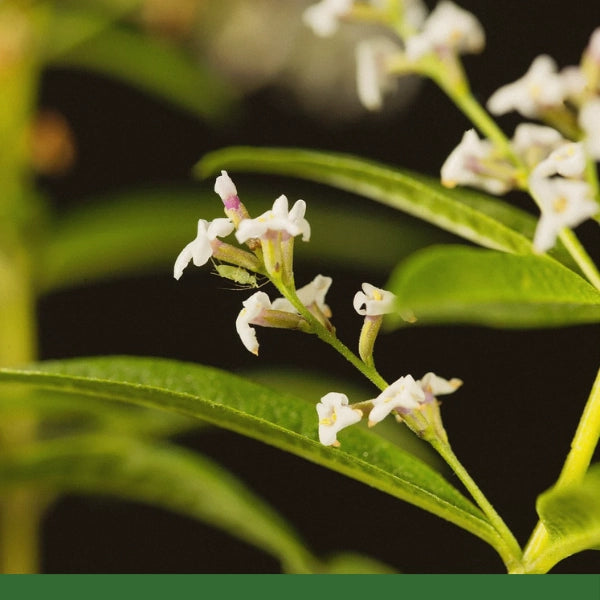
529, 465, 600, 572
386, 245, 600, 329
0, 389, 199, 440
0, 356, 508, 561
196, 146, 575, 269
0, 433, 317, 573
38, 186, 450, 293
47, 21, 237, 122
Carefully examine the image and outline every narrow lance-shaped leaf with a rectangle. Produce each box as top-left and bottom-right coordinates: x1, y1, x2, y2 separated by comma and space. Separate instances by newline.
0, 433, 317, 573
196, 146, 577, 270
386, 245, 600, 329
0, 356, 511, 564
527, 464, 600, 573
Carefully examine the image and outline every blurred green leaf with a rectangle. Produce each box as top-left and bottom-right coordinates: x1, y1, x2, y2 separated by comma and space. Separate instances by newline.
197, 146, 577, 270
529, 464, 600, 572
38, 186, 450, 293
0, 389, 198, 440
47, 19, 237, 122
386, 245, 600, 329
0, 356, 509, 561
0, 432, 317, 573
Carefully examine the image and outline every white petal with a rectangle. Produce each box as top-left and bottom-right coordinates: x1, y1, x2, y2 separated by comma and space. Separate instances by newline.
317, 391, 362, 446
302, 0, 352, 38
419, 372, 462, 396
534, 142, 587, 179
235, 291, 272, 355
353, 282, 396, 316
579, 98, 600, 160
355, 37, 396, 110
207, 217, 235, 239
214, 171, 237, 201
173, 241, 195, 280
368, 375, 424, 425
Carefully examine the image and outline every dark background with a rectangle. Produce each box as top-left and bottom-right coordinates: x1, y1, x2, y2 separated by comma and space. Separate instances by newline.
35, 1, 599, 573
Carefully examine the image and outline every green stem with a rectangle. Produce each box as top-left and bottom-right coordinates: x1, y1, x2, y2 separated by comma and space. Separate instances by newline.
273, 278, 524, 570
523, 367, 600, 570
430, 439, 524, 572
272, 280, 388, 391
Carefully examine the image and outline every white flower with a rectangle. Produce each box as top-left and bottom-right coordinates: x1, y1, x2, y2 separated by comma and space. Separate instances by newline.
302, 0, 353, 38
487, 55, 565, 118
579, 98, 600, 160
235, 195, 311, 243
368, 372, 461, 426
533, 142, 587, 179
235, 291, 272, 355
368, 375, 425, 426
441, 129, 512, 194
530, 175, 598, 253
173, 218, 234, 280
272, 274, 333, 317
214, 170, 237, 203
510, 123, 565, 169
404, 0, 485, 61
353, 282, 396, 316
355, 36, 400, 111
559, 66, 586, 102
316, 392, 362, 446
419, 372, 463, 397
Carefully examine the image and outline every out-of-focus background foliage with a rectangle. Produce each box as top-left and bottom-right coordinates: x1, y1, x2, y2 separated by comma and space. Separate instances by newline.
28, 0, 600, 572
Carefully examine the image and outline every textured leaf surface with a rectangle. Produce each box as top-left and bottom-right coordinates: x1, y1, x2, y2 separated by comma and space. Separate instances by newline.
386, 246, 600, 328
0, 356, 506, 557
197, 146, 576, 268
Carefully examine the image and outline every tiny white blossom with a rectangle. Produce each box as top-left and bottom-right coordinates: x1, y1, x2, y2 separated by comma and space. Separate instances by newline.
419, 372, 462, 397
487, 55, 565, 118
272, 274, 333, 317
173, 218, 234, 280
302, 0, 353, 38
355, 37, 400, 111
441, 129, 511, 194
510, 123, 566, 168
368, 372, 461, 426
317, 392, 362, 446
579, 98, 600, 160
404, 0, 485, 61
214, 170, 237, 202
353, 282, 396, 316
534, 142, 587, 179
368, 375, 425, 426
530, 175, 598, 253
236, 195, 311, 243
235, 291, 272, 355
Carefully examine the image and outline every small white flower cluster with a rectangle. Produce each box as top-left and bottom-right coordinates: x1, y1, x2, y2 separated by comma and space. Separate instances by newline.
442, 27, 600, 252
304, 1, 484, 111
174, 171, 317, 353
317, 371, 462, 446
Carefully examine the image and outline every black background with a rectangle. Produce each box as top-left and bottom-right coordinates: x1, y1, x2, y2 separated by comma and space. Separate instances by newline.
35, 1, 600, 573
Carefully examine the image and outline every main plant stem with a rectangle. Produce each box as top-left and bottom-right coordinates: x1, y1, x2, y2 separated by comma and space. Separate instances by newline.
0, 251, 42, 573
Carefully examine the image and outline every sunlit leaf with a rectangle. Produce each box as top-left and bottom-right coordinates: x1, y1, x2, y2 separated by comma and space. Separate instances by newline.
386, 245, 600, 328
0, 356, 509, 561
